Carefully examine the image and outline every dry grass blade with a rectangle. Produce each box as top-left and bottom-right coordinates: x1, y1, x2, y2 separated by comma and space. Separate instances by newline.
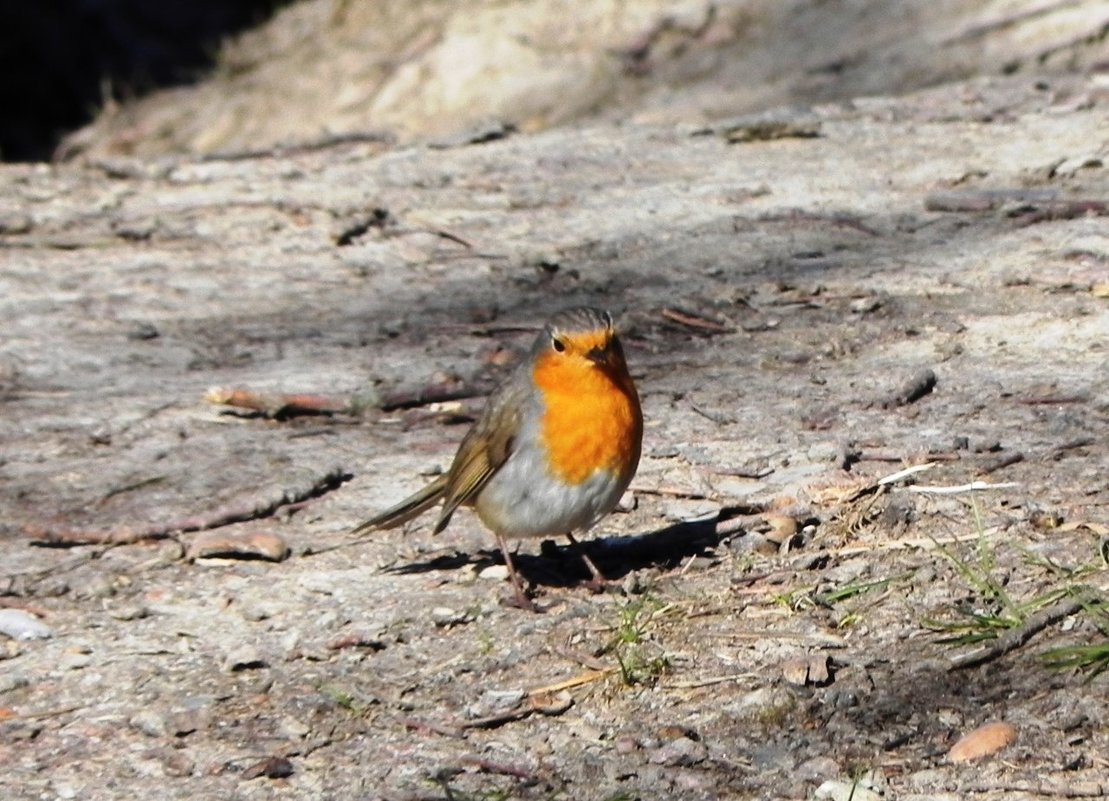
527, 669, 616, 696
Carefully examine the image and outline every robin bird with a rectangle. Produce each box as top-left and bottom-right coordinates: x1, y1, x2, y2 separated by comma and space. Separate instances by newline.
354, 306, 642, 609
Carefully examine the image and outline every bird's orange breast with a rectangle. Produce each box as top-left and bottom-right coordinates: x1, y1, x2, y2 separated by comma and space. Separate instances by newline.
531, 351, 642, 485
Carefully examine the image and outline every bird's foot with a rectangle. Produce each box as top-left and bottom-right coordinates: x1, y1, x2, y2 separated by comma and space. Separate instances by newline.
566, 533, 609, 594
500, 585, 544, 613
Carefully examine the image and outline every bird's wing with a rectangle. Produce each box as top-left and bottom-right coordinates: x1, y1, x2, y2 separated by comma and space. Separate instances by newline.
432, 379, 524, 534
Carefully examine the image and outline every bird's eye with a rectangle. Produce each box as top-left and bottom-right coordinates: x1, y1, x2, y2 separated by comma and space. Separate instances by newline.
552, 337, 566, 353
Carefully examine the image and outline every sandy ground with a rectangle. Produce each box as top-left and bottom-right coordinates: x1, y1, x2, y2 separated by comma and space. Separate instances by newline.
2, 74, 1108, 799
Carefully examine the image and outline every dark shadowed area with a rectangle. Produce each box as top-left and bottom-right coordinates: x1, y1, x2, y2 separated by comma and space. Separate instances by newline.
0, 1, 288, 161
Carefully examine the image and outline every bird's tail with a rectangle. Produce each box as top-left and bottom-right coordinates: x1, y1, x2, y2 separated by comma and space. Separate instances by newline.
351, 474, 449, 535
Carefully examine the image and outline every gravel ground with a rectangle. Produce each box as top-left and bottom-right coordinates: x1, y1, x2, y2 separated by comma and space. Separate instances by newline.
1, 74, 1107, 800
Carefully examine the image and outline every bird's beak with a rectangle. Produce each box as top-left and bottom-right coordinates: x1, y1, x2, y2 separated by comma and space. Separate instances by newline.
585, 343, 621, 368
585, 346, 609, 366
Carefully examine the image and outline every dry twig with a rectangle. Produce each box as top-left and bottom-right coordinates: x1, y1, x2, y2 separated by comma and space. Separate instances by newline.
949, 597, 1084, 671
963, 779, 1107, 797
910, 481, 1019, 495
881, 368, 937, 409
629, 484, 718, 501
977, 452, 1024, 475
379, 380, 490, 411
400, 717, 464, 739
460, 756, 539, 782
205, 387, 357, 418
660, 307, 733, 333
1046, 437, 1096, 459
666, 673, 760, 689
878, 462, 938, 485
459, 706, 535, 730
1012, 199, 1108, 226
26, 467, 349, 547
527, 669, 616, 696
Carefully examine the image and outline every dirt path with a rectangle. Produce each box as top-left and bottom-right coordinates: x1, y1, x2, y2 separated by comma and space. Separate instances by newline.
2, 75, 1107, 800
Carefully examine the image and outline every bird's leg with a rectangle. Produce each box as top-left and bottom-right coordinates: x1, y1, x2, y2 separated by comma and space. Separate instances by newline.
495, 533, 539, 612
566, 533, 608, 593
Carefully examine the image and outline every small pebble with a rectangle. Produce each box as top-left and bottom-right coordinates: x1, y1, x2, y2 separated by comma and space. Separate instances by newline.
1052, 153, 1103, 176
160, 750, 195, 777
762, 514, 798, 544
0, 609, 53, 641
0, 673, 30, 694
61, 651, 92, 670
278, 716, 310, 740
905, 768, 947, 790
4, 720, 43, 741
281, 632, 305, 661
479, 564, 510, 581
155, 540, 187, 563
532, 690, 573, 716
52, 783, 78, 800
828, 688, 860, 709
781, 654, 831, 686
31, 577, 70, 597
621, 571, 646, 596
725, 686, 795, 719
223, 645, 267, 673
240, 604, 273, 622
128, 322, 160, 340
815, 779, 881, 801
72, 574, 116, 600
658, 725, 699, 741
172, 708, 210, 737
0, 640, 22, 660
616, 490, 637, 512
242, 756, 294, 780
614, 736, 639, 754
796, 756, 841, 782
130, 710, 169, 738
849, 296, 882, 314
478, 689, 526, 712
662, 499, 719, 522
782, 658, 810, 686
326, 630, 386, 651
107, 604, 150, 621
464, 689, 525, 720
675, 770, 713, 791
88, 424, 112, 445
430, 607, 468, 626
948, 720, 1017, 762
0, 210, 32, 234
188, 531, 288, 562
807, 441, 841, 463
648, 736, 708, 767
727, 532, 772, 556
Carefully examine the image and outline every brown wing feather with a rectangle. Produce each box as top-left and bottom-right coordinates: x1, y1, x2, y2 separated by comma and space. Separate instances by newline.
432, 377, 524, 534
355, 334, 534, 537
351, 473, 449, 535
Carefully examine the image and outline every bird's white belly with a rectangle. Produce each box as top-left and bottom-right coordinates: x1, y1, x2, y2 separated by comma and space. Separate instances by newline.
474, 436, 628, 539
